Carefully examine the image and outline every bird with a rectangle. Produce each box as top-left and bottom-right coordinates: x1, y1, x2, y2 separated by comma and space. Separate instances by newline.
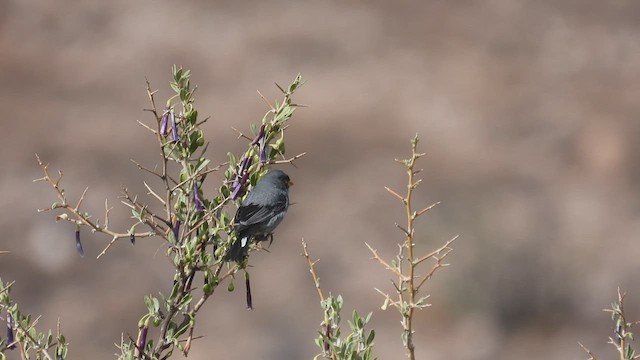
225, 169, 292, 262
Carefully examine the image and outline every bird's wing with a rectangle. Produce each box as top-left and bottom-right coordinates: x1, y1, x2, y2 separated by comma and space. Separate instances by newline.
234, 196, 288, 229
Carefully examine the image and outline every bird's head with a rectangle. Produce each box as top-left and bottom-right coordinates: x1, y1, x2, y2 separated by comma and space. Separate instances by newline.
268, 169, 293, 189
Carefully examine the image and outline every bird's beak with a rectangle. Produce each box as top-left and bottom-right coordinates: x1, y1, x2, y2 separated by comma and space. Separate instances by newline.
288, 180, 294, 187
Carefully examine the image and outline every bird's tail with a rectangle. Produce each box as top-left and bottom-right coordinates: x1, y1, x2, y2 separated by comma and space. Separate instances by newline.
225, 235, 250, 262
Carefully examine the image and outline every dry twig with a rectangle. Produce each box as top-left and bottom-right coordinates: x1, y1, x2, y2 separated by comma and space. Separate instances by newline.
366, 135, 457, 360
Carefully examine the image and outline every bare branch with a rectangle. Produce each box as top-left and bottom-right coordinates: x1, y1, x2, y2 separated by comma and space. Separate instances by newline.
0, 281, 15, 294
274, 82, 286, 94
144, 182, 166, 205
74, 187, 89, 211
374, 288, 400, 310
394, 223, 410, 236
365, 242, 407, 280
413, 235, 458, 266
171, 162, 229, 193
104, 199, 113, 230
231, 127, 255, 141
302, 239, 325, 302
384, 186, 405, 202
578, 342, 598, 360
131, 159, 164, 180
270, 152, 306, 165
416, 247, 455, 290
257, 90, 276, 111
96, 232, 155, 259
414, 201, 440, 218
136, 120, 157, 134
368, 135, 455, 360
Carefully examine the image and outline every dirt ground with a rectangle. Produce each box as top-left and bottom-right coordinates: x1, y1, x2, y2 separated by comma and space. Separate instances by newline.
2, 1, 640, 359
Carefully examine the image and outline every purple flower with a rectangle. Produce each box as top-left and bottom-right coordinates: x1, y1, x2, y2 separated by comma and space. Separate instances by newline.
130, 232, 135, 245
160, 107, 170, 136
138, 326, 148, 352
238, 156, 252, 175
230, 175, 248, 200
230, 157, 253, 200
258, 136, 268, 163
170, 111, 179, 143
245, 274, 253, 310
172, 220, 181, 241
250, 124, 265, 145
75, 229, 84, 257
239, 170, 251, 188
193, 182, 204, 213
324, 325, 331, 352
230, 185, 242, 201
6, 313, 15, 350
250, 124, 269, 163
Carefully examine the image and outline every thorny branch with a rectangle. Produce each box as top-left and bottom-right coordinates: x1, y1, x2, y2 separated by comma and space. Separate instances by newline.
302, 240, 325, 302
33, 155, 156, 259
33, 67, 304, 359
366, 134, 457, 360
580, 288, 640, 360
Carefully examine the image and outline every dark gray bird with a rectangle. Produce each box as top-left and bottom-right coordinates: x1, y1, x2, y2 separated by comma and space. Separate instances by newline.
225, 169, 292, 262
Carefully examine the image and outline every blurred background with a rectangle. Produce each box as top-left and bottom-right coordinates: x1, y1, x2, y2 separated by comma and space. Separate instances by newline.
2, 1, 640, 359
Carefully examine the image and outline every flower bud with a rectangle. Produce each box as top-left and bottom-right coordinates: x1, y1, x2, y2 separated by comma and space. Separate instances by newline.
75, 229, 84, 257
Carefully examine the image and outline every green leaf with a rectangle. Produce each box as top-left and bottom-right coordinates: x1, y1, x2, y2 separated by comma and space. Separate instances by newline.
170, 280, 181, 299
366, 329, 375, 345
228, 152, 237, 168
179, 168, 189, 183
351, 310, 359, 328
625, 344, 635, 359
173, 65, 182, 81
189, 130, 204, 153
220, 185, 230, 198
166, 321, 177, 338
220, 211, 231, 228
202, 283, 213, 295
178, 293, 193, 309
415, 294, 431, 304
275, 106, 294, 122
138, 314, 150, 328
272, 137, 285, 156
288, 81, 298, 93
